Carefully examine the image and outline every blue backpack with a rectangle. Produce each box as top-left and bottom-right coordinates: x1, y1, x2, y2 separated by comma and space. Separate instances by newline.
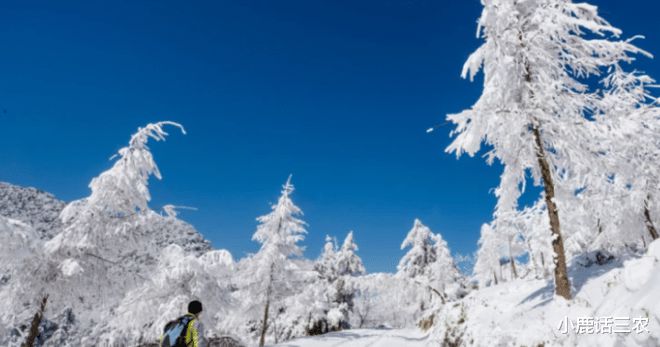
160, 315, 194, 347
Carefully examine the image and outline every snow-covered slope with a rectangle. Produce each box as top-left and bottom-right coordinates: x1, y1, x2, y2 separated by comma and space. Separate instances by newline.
270, 328, 430, 347
0, 182, 65, 240
271, 241, 660, 347
0, 216, 41, 287
428, 242, 660, 347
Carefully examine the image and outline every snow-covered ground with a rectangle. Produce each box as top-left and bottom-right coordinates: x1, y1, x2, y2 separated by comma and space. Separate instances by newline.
269, 329, 430, 347
427, 242, 660, 346
271, 240, 660, 347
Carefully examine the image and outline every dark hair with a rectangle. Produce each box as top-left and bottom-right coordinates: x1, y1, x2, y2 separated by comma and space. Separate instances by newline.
188, 300, 203, 315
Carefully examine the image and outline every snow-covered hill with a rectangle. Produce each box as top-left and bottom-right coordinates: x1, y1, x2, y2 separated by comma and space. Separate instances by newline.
0, 181, 211, 255
0, 182, 65, 240
426, 243, 660, 346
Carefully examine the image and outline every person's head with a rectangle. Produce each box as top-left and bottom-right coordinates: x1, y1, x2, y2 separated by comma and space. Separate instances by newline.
188, 300, 203, 317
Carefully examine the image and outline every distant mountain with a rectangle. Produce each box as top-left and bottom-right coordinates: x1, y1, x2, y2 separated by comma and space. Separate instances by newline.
0, 182, 65, 240
0, 181, 212, 255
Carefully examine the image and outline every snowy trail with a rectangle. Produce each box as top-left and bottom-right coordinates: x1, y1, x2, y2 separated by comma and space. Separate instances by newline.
270, 329, 431, 347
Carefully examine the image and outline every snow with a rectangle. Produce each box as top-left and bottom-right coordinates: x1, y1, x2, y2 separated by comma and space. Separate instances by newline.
327, 308, 346, 328
426, 240, 660, 346
268, 240, 660, 347
0, 0, 659, 343
269, 328, 430, 347
0, 124, 214, 347
59, 258, 84, 277
0, 182, 65, 240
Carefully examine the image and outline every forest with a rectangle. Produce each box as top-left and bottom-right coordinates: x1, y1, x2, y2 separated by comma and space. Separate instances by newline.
1, 0, 659, 346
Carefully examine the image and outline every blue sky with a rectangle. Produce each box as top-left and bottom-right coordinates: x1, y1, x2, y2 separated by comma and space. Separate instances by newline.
0, 0, 658, 273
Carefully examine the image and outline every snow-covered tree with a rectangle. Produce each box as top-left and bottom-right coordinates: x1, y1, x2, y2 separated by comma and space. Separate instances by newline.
305, 231, 366, 334
45, 121, 186, 260
494, 210, 531, 280
350, 273, 424, 329
0, 122, 218, 346
299, 236, 341, 335
398, 219, 438, 279
332, 231, 365, 327
473, 223, 503, 287
546, 66, 660, 258
36, 122, 186, 319
240, 175, 307, 347
596, 66, 660, 243
0, 217, 45, 342
315, 236, 339, 282
336, 231, 366, 277
445, 0, 646, 299
398, 219, 461, 304
474, 199, 556, 287
0, 218, 41, 286
517, 199, 553, 279
426, 235, 462, 298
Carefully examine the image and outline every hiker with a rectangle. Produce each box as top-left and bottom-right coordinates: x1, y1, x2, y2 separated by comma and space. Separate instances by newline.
160, 300, 206, 347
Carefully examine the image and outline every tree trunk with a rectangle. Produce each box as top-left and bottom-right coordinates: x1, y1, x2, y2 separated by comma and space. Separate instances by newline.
415, 280, 446, 305
519, 24, 571, 298
259, 264, 275, 347
643, 197, 659, 241
22, 294, 49, 347
492, 270, 498, 285
540, 252, 549, 278
532, 126, 571, 300
540, 252, 545, 268
527, 240, 541, 278
509, 256, 518, 279
258, 297, 270, 347
509, 240, 518, 279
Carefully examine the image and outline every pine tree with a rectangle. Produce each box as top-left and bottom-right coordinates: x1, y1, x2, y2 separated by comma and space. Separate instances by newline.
336, 231, 366, 277
38, 122, 186, 322
398, 219, 437, 278
474, 223, 502, 287
398, 219, 460, 304
446, 0, 646, 299
304, 236, 339, 335
518, 199, 552, 279
247, 176, 307, 347
597, 66, 660, 242
315, 235, 339, 282
45, 121, 186, 257
307, 231, 365, 334
332, 231, 365, 330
